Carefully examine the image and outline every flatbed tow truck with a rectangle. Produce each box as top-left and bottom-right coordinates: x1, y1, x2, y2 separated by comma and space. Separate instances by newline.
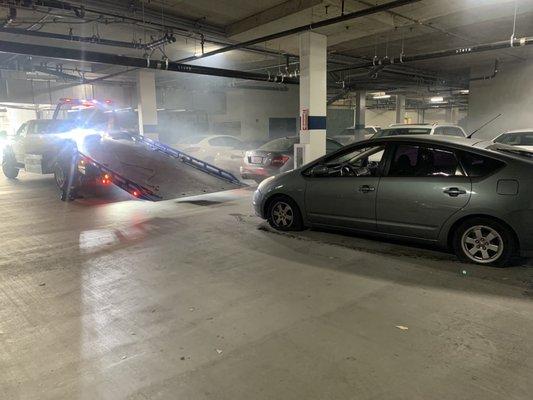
2, 99, 243, 201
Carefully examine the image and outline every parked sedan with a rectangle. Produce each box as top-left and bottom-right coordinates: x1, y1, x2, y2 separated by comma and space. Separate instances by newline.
241, 136, 342, 183
493, 129, 533, 151
175, 135, 246, 163
374, 124, 467, 138
253, 135, 533, 266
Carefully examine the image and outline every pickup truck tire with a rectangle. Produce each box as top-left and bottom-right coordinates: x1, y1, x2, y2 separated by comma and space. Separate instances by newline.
54, 161, 78, 201
2, 152, 19, 179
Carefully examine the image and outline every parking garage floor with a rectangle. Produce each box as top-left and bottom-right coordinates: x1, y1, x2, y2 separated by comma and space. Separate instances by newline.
1, 174, 532, 400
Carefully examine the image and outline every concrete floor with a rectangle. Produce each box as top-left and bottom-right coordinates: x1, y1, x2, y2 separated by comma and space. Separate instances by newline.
1, 173, 532, 400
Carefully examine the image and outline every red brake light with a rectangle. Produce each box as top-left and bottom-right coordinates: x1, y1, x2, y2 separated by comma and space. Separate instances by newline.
132, 190, 139, 197
270, 155, 290, 167
105, 99, 112, 104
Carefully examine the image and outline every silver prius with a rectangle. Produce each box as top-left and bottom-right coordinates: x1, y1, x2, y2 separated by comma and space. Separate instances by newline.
253, 135, 533, 266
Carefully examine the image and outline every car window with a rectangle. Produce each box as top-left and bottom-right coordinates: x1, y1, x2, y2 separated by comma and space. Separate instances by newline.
458, 152, 505, 177
495, 132, 533, 146
16, 123, 28, 137
388, 144, 464, 177
222, 136, 244, 149
259, 137, 298, 152
311, 145, 386, 177
326, 139, 343, 153
434, 126, 465, 137
375, 128, 431, 138
208, 137, 227, 146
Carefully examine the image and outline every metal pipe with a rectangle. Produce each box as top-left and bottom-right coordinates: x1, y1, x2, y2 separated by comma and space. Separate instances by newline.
0, 27, 145, 49
331, 37, 533, 73
176, 0, 422, 63
0, 40, 299, 84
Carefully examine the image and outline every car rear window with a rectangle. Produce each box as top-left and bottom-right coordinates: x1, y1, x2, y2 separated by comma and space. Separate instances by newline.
375, 128, 431, 138
495, 132, 533, 146
326, 139, 343, 152
459, 152, 505, 177
259, 137, 298, 151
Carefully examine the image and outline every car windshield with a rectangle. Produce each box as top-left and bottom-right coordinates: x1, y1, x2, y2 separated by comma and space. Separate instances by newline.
259, 137, 298, 152
374, 127, 431, 138
495, 132, 533, 146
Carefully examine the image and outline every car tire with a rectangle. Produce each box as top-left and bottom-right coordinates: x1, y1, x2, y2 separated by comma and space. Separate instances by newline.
2, 152, 19, 179
54, 162, 71, 190
452, 217, 517, 267
266, 195, 304, 232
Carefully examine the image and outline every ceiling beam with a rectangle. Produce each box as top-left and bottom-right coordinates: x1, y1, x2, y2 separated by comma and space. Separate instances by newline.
226, 0, 323, 37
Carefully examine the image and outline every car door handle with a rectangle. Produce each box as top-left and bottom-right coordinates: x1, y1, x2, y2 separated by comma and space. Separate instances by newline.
359, 185, 375, 193
443, 187, 467, 197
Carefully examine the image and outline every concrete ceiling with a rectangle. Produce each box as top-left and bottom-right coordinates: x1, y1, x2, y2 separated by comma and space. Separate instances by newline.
0, 0, 532, 95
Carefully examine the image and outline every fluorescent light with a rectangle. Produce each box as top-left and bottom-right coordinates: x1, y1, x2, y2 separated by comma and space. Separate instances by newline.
373, 94, 391, 99
459, 89, 469, 95
430, 96, 444, 103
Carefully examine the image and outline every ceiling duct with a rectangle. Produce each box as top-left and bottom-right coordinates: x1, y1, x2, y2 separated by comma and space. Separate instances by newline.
0, 40, 299, 84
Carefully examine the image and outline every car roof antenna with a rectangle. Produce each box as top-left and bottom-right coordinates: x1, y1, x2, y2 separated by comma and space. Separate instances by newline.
467, 113, 502, 138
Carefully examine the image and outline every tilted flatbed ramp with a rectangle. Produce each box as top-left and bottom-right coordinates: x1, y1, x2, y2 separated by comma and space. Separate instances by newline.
76, 132, 245, 201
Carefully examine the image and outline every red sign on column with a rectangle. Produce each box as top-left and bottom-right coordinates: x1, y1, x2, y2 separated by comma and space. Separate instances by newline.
300, 108, 309, 131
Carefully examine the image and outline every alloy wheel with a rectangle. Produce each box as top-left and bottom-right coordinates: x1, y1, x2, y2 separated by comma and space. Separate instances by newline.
461, 225, 504, 264
271, 201, 294, 228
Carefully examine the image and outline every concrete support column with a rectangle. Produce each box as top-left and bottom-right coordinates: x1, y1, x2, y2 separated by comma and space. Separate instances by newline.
354, 91, 366, 129
137, 70, 158, 139
396, 95, 406, 124
299, 31, 327, 165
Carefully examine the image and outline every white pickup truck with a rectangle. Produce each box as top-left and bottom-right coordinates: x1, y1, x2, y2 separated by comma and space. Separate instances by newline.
1, 119, 77, 180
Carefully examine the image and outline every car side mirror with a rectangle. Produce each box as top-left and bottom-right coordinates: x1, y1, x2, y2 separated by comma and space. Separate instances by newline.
310, 164, 329, 177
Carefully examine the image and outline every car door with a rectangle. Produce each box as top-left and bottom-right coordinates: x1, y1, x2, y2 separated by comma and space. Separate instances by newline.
304, 144, 388, 232
376, 143, 472, 240
11, 122, 29, 163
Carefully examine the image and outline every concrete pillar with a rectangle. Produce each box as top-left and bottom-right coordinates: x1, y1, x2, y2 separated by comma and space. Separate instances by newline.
396, 95, 406, 124
299, 31, 327, 165
137, 70, 158, 139
446, 107, 460, 124
354, 91, 366, 129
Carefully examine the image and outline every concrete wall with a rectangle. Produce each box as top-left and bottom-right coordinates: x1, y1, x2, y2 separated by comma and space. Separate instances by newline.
209, 86, 299, 141
467, 61, 533, 139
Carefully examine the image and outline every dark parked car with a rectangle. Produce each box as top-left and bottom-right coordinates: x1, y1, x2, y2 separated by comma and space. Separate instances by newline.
241, 136, 342, 182
253, 135, 533, 266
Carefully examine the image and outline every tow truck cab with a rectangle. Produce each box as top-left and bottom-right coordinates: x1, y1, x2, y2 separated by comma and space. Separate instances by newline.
2, 98, 137, 188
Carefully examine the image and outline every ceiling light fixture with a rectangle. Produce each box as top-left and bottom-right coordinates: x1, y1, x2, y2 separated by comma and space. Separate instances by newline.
373, 93, 391, 99
430, 96, 444, 103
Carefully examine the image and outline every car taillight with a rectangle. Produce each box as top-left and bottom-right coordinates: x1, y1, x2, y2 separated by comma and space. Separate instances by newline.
270, 155, 290, 167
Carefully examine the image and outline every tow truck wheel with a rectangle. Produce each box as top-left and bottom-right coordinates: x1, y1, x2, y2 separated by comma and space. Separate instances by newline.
54, 162, 78, 201
54, 163, 67, 189
2, 153, 19, 179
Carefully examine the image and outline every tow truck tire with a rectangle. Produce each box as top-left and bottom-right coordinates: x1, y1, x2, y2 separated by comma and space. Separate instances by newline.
54, 162, 78, 201
2, 152, 19, 179
54, 162, 68, 190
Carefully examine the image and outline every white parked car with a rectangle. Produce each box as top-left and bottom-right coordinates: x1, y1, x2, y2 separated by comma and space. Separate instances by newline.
375, 123, 467, 138
493, 129, 533, 151
175, 135, 247, 174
